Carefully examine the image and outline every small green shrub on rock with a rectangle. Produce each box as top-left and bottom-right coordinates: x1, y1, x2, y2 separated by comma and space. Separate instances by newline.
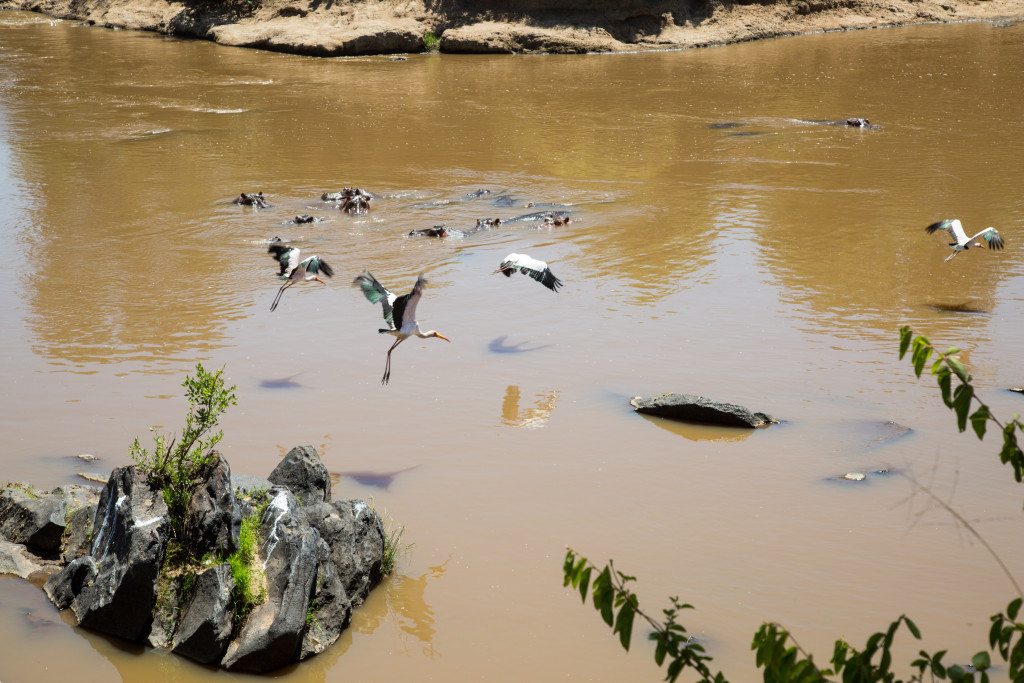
423, 31, 440, 52
129, 363, 237, 551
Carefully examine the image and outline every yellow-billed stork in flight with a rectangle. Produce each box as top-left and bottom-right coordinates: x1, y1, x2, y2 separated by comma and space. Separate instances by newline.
494, 253, 563, 292
353, 271, 450, 385
268, 244, 334, 311
926, 219, 1004, 262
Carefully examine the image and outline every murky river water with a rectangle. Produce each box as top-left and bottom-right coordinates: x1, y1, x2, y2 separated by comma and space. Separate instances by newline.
1, 12, 1023, 681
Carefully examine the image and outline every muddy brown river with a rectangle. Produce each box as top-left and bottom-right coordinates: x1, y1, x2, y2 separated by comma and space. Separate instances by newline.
1, 12, 1023, 681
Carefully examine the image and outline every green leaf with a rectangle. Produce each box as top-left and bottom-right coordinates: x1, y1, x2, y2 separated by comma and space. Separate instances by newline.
972, 651, 991, 671
899, 327, 912, 358
613, 599, 636, 651
1009, 598, 1022, 621
905, 617, 922, 639
913, 343, 932, 378
952, 384, 974, 432
971, 405, 990, 440
948, 664, 968, 681
947, 356, 969, 383
936, 366, 954, 407
578, 567, 592, 602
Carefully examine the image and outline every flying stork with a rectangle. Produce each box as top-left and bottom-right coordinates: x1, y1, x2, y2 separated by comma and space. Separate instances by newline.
352, 271, 450, 385
267, 244, 334, 311
494, 253, 563, 292
926, 219, 1005, 262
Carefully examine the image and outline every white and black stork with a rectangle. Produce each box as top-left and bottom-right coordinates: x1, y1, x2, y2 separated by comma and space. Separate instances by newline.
267, 244, 334, 311
494, 253, 563, 292
353, 271, 450, 385
926, 219, 1005, 262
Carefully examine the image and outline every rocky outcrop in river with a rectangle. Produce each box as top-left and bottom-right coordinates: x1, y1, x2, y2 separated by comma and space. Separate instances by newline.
0, 0, 1020, 57
631, 393, 778, 428
0, 445, 385, 673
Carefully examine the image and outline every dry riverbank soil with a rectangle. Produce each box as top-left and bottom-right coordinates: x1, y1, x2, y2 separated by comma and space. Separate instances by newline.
0, 0, 1022, 55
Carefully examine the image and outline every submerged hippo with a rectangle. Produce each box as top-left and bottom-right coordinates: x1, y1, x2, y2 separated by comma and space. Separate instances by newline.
800, 117, 880, 129
475, 217, 502, 229
409, 225, 467, 238
505, 211, 571, 225
322, 187, 375, 215
234, 192, 271, 208
293, 215, 316, 224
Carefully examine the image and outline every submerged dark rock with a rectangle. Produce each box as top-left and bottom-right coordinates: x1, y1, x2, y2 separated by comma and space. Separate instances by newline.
630, 393, 777, 428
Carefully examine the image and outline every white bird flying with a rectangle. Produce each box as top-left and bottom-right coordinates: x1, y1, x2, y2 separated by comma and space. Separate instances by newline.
352, 271, 450, 385
926, 219, 1005, 262
494, 253, 563, 292
268, 244, 334, 311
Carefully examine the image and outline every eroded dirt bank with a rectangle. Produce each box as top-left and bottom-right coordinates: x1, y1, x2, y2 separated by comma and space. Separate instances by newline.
0, 0, 1021, 57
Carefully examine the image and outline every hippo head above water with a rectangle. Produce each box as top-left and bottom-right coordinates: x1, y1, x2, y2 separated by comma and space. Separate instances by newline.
845, 117, 871, 128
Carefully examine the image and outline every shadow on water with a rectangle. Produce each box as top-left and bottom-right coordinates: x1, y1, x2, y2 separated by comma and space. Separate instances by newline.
258, 372, 305, 389
487, 335, 551, 354
332, 466, 419, 490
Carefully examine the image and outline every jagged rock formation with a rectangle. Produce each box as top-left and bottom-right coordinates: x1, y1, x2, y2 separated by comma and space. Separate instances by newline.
0, 446, 385, 673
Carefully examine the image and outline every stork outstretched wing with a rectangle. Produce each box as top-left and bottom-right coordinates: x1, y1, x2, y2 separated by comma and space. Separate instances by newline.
926, 219, 969, 246
972, 227, 1005, 250
393, 274, 428, 330
498, 253, 563, 292
353, 271, 398, 330
268, 244, 300, 276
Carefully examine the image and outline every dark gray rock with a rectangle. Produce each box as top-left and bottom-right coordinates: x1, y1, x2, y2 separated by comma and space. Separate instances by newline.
222, 488, 320, 672
305, 500, 385, 606
69, 466, 171, 642
0, 540, 46, 579
148, 574, 184, 649
630, 394, 777, 428
185, 453, 236, 555
268, 445, 331, 506
0, 486, 66, 555
300, 536, 351, 659
44, 556, 98, 609
172, 563, 235, 664
60, 504, 97, 564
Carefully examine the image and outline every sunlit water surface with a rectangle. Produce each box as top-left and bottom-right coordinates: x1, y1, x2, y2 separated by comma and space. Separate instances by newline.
1, 12, 1024, 681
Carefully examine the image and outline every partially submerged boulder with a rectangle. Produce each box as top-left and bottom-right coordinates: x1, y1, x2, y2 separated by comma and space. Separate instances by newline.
0, 486, 66, 555
21, 445, 384, 673
222, 488, 320, 672
172, 563, 235, 664
0, 540, 46, 580
630, 393, 777, 428
68, 466, 172, 641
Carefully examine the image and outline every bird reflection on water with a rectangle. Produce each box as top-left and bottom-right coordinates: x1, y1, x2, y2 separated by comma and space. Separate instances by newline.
500, 385, 558, 430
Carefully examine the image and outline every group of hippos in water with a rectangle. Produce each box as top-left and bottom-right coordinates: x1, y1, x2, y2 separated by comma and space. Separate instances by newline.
232, 186, 573, 236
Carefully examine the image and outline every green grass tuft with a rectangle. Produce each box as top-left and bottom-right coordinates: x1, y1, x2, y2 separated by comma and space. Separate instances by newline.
423, 31, 441, 52
228, 501, 268, 625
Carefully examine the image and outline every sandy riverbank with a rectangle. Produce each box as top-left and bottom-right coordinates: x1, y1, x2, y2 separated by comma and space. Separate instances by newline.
0, 0, 1021, 57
